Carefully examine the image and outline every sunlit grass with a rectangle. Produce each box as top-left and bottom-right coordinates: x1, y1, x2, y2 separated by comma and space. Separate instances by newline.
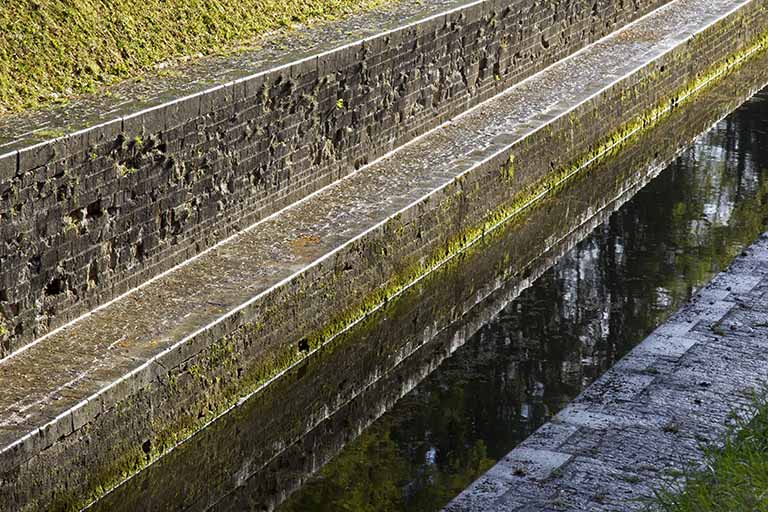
0, 0, 390, 115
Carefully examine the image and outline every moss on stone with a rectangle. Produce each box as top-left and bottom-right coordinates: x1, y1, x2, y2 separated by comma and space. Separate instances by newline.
300, 21, 768, 365
0, 0, 390, 114
500, 154, 515, 181
52, 16, 768, 511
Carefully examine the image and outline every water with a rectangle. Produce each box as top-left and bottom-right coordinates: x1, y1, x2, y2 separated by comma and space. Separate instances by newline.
278, 91, 768, 511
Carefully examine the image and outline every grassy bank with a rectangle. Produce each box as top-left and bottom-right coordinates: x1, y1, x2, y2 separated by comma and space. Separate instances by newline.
653, 397, 768, 511
0, 0, 386, 115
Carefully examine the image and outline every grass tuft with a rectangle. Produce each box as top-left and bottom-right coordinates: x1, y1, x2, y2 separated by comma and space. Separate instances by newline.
650, 392, 768, 511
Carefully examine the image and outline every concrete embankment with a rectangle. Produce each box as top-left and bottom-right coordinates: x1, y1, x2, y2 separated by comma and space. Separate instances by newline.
2, 0, 768, 509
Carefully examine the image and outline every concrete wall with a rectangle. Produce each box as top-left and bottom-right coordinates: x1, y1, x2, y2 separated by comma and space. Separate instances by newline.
0, 0, 670, 355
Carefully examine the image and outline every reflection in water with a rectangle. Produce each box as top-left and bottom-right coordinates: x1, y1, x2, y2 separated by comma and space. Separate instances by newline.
279, 92, 768, 512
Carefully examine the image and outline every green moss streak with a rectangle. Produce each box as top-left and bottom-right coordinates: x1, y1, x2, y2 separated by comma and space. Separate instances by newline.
59, 332, 300, 511
305, 25, 768, 361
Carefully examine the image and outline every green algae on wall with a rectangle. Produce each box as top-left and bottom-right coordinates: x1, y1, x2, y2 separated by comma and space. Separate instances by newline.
299, 17, 768, 370
0, 0, 389, 114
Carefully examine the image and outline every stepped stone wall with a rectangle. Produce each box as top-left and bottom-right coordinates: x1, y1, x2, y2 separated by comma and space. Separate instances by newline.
0, 0, 669, 355
7, 10, 768, 507
1, 0, 768, 509
89, 58, 763, 510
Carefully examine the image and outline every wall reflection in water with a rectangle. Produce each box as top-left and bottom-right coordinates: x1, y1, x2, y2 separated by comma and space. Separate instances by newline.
279, 91, 768, 512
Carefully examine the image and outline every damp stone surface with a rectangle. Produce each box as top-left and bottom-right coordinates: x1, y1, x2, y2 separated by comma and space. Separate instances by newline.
1, 0, 768, 509
0, 0, 671, 354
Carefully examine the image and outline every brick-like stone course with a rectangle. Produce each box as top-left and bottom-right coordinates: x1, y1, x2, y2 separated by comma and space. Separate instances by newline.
90, 53, 758, 510
0, 0, 670, 355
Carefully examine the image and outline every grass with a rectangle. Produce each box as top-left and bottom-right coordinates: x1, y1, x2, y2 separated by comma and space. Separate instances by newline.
652, 395, 768, 511
0, 0, 389, 115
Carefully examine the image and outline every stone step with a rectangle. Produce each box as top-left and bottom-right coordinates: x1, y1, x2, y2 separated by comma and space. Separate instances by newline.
0, 0, 671, 356
2, 0, 768, 508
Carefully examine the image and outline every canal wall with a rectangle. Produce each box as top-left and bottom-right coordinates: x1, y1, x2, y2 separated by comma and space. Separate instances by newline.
0, 0, 670, 355
87, 45, 768, 510
2, 0, 768, 510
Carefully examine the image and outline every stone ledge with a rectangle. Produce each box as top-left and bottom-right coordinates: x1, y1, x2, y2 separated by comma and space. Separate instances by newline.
0, 0, 672, 354
87, 46, 768, 512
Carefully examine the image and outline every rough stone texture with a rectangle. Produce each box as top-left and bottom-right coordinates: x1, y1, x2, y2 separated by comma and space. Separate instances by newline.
0, 0, 767, 509
445, 240, 768, 511
0, 0, 673, 355
95, 61, 768, 511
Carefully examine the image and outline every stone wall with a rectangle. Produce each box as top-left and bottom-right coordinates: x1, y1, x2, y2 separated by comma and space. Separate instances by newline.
87, 67, 727, 510
0, 0, 671, 355
3, 0, 768, 509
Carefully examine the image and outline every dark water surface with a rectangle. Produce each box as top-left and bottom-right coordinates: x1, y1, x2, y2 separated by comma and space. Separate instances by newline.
277, 92, 768, 511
